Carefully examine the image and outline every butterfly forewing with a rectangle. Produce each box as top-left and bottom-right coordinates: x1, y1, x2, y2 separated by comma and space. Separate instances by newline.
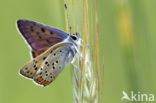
33, 42, 74, 86
17, 20, 68, 57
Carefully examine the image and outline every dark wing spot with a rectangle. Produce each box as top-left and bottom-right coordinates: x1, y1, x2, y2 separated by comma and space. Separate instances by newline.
50, 31, 53, 34
27, 71, 29, 73
50, 76, 52, 78
45, 71, 47, 73
30, 26, 34, 32
33, 65, 36, 68
45, 61, 49, 67
33, 60, 37, 63
46, 74, 48, 76
53, 67, 55, 69
45, 61, 49, 66
60, 50, 62, 52
54, 53, 56, 56
41, 28, 45, 32
52, 63, 54, 65
59, 66, 61, 69
43, 57, 46, 60
50, 73, 52, 75
56, 61, 58, 63
35, 67, 38, 70
50, 50, 53, 53
40, 72, 42, 75
25, 67, 28, 70
46, 39, 50, 43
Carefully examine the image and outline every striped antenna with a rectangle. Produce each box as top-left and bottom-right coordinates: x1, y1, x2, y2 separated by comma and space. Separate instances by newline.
64, 1, 72, 34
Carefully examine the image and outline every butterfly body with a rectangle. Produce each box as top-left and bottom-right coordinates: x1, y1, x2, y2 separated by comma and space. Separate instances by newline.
17, 20, 81, 86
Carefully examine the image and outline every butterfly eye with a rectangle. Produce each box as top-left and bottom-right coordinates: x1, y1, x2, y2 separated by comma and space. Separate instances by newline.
71, 35, 77, 40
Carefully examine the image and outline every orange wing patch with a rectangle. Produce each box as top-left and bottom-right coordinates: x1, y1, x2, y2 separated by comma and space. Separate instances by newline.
32, 48, 48, 58
36, 77, 53, 86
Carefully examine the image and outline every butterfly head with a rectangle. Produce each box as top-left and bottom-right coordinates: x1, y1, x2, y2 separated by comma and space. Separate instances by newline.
69, 32, 82, 47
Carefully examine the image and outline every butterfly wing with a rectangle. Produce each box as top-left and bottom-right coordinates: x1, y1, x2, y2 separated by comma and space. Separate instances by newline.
19, 47, 51, 79
17, 20, 68, 57
33, 42, 74, 86
31, 49, 47, 58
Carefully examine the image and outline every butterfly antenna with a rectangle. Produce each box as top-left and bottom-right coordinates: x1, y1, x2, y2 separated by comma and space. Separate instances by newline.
64, 1, 72, 34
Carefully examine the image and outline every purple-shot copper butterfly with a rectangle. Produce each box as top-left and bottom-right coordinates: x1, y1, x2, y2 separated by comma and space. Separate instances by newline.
16, 20, 81, 87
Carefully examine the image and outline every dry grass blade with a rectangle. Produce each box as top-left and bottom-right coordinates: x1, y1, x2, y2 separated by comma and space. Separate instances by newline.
64, 0, 104, 103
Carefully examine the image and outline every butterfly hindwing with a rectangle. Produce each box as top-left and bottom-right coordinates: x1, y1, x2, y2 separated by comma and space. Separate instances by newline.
17, 20, 68, 57
33, 42, 74, 86
19, 48, 51, 79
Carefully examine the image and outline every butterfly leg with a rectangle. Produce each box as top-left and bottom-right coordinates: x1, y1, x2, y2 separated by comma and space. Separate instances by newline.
74, 45, 82, 58
71, 54, 80, 70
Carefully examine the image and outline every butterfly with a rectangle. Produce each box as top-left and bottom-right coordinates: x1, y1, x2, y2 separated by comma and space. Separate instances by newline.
17, 20, 81, 87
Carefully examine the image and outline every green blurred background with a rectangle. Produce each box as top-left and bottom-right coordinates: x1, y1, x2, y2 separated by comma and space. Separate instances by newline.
0, 0, 156, 103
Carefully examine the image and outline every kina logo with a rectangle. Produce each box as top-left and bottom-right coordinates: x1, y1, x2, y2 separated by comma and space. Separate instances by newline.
121, 91, 154, 102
